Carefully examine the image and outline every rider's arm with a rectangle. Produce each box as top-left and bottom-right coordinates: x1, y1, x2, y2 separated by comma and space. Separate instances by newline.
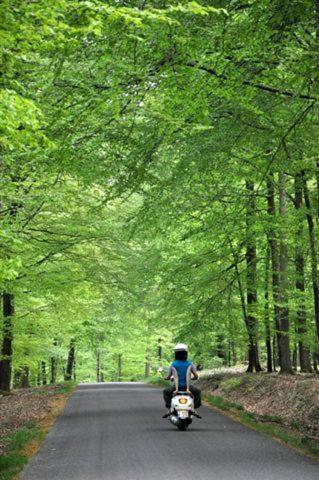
191, 364, 199, 380
164, 365, 173, 381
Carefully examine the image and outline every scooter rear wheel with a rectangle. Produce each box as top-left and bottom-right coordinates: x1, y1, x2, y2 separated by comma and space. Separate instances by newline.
177, 420, 187, 431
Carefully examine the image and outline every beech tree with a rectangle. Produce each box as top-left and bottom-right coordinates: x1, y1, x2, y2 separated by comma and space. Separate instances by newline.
1, 1, 319, 389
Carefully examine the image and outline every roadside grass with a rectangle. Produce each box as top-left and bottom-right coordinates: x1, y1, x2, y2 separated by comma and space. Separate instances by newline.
0, 382, 77, 480
221, 377, 245, 393
54, 380, 77, 394
205, 395, 319, 460
0, 423, 39, 480
29, 380, 77, 396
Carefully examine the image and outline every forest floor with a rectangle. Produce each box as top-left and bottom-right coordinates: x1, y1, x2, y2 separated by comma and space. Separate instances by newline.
0, 382, 75, 480
196, 371, 319, 458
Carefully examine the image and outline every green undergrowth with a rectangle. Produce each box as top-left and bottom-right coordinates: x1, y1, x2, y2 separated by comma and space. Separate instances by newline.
206, 395, 319, 459
0, 422, 39, 480
147, 377, 170, 388
0, 382, 76, 480
221, 377, 246, 392
55, 380, 77, 394
29, 380, 77, 396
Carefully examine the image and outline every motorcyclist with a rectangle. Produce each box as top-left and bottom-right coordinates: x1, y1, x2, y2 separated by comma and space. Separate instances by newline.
163, 343, 202, 413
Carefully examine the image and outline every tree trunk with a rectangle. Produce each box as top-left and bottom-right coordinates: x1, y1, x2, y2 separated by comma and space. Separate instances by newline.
118, 353, 122, 382
264, 245, 272, 372
313, 352, 319, 372
272, 335, 278, 371
41, 361, 47, 385
277, 173, 293, 373
227, 289, 237, 366
37, 362, 41, 386
233, 251, 257, 371
50, 339, 58, 384
64, 339, 75, 381
145, 360, 150, 378
302, 173, 319, 343
15, 365, 30, 389
294, 173, 313, 372
216, 334, 227, 365
316, 160, 319, 220
245, 181, 262, 372
96, 352, 100, 382
267, 176, 282, 368
0, 293, 14, 392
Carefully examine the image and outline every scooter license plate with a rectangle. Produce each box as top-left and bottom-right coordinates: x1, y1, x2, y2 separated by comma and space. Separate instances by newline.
179, 410, 188, 419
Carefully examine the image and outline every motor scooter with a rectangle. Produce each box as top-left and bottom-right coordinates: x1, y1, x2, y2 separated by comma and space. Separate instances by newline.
163, 368, 201, 431
168, 390, 201, 430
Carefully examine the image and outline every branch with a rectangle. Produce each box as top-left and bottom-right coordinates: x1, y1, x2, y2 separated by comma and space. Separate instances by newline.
185, 61, 318, 101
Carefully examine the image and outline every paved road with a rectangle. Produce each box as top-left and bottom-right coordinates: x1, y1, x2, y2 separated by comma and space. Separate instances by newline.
22, 383, 318, 480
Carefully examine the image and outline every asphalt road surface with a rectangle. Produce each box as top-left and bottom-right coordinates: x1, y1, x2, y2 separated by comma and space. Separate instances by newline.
22, 383, 318, 480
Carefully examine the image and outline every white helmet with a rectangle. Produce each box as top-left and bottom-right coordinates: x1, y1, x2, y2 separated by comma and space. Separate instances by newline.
174, 343, 188, 352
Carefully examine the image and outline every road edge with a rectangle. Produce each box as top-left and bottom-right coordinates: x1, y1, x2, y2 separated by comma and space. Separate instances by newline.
1, 382, 77, 480
203, 394, 319, 462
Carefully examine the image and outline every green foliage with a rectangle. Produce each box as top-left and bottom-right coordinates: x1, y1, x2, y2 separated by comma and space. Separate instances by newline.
8, 425, 38, 453
1, 0, 319, 389
206, 395, 244, 412
0, 454, 27, 480
0, 424, 38, 480
222, 377, 245, 393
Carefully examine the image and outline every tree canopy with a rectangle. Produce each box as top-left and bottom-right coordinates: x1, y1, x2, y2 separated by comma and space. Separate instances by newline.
1, 0, 319, 389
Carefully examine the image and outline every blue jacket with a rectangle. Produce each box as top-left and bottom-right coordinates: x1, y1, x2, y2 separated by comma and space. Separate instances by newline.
169, 360, 196, 388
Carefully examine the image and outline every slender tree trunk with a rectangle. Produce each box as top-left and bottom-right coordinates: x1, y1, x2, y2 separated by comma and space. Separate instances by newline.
292, 345, 298, 371
267, 176, 282, 368
64, 339, 75, 381
233, 250, 258, 371
302, 173, 319, 343
294, 173, 313, 372
50, 357, 56, 385
314, 352, 319, 372
227, 290, 237, 366
118, 353, 122, 382
245, 181, 262, 372
277, 173, 293, 373
37, 362, 41, 386
144, 360, 150, 378
96, 352, 100, 382
264, 245, 272, 372
0, 293, 14, 392
272, 335, 278, 371
144, 321, 151, 378
50, 339, 58, 384
16, 365, 30, 388
41, 361, 47, 385
267, 174, 293, 373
